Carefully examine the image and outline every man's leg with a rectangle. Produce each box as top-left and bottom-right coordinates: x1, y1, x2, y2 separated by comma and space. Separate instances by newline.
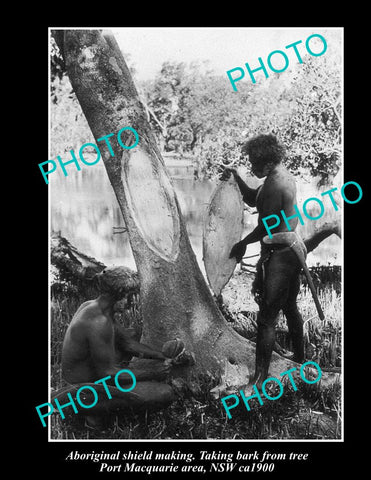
52, 381, 174, 423
283, 273, 305, 363
87, 380, 175, 430
251, 251, 293, 387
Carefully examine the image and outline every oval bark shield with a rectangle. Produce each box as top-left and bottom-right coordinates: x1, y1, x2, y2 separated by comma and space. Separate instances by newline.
203, 176, 244, 296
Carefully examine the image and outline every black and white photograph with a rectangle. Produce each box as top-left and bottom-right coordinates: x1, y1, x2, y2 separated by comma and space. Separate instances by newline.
33, 25, 360, 474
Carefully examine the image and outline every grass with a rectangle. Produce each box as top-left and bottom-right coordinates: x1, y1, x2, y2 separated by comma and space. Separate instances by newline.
51, 386, 341, 440
50, 269, 342, 440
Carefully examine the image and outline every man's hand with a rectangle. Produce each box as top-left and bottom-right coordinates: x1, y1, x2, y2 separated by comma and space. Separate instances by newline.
229, 240, 246, 263
162, 359, 173, 375
220, 167, 238, 181
170, 350, 195, 367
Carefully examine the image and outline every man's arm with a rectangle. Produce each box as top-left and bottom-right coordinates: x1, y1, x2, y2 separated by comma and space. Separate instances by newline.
229, 220, 268, 262
115, 325, 165, 360
125, 338, 166, 360
89, 327, 155, 385
240, 221, 268, 246
88, 320, 124, 379
234, 174, 259, 207
230, 188, 284, 262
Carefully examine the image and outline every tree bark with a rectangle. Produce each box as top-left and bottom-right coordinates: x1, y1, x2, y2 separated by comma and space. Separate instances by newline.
303, 218, 341, 254
52, 30, 336, 394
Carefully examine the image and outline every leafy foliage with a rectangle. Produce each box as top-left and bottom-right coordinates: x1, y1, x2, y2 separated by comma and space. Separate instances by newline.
50, 74, 94, 157
142, 53, 341, 182
50, 34, 342, 182
50, 36, 65, 83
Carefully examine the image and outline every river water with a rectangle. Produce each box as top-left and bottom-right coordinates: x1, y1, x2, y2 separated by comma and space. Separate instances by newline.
50, 159, 341, 271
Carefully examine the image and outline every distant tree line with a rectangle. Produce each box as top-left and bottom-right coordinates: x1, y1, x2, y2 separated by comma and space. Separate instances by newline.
50, 33, 342, 183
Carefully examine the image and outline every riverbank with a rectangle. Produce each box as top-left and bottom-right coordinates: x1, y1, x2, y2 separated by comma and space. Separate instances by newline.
50, 255, 341, 440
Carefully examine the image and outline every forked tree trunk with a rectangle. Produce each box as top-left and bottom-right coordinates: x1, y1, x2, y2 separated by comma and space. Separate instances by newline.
52, 30, 337, 393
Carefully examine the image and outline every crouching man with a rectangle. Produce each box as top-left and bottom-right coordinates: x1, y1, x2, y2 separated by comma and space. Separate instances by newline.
56, 266, 185, 428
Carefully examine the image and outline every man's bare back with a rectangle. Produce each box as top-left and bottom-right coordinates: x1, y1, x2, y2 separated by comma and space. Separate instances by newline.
62, 267, 173, 388
62, 298, 116, 383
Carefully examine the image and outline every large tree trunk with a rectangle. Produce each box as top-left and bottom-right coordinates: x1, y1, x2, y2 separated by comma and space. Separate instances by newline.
51, 30, 334, 393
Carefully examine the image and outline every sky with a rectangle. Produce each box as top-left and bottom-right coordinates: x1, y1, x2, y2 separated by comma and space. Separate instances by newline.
113, 27, 342, 81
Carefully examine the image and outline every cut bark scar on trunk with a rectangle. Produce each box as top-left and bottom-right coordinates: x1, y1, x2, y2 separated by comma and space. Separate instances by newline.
121, 145, 180, 263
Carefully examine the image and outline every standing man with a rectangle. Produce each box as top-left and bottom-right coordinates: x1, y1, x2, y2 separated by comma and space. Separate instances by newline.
223, 134, 305, 388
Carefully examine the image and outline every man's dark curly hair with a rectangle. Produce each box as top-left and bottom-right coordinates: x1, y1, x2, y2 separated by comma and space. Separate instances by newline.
241, 134, 285, 165
95, 266, 139, 300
